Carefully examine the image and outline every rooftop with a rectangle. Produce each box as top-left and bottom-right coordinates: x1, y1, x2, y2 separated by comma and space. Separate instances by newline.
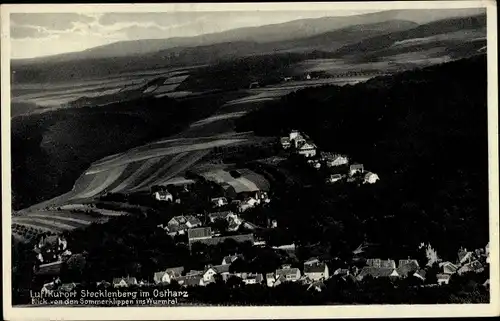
187, 227, 212, 240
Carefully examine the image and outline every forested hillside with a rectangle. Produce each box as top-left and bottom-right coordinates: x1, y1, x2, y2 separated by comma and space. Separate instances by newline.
236, 54, 489, 260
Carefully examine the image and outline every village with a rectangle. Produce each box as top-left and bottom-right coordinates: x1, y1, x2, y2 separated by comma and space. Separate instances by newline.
33, 129, 491, 299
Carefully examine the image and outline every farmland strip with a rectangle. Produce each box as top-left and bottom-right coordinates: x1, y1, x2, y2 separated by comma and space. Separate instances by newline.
26, 214, 93, 226
75, 165, 127, 199
131, 152, 189, 191
13, 221, 66, 233
14, 217, 80, 230
110, 157, 163, 193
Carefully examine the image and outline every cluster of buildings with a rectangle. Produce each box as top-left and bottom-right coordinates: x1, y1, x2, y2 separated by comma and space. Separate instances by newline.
280, 130, 317, 158
33, 235, 72, 275
211, 191, 270, 213
280, 130, 380, 185
431, 244, 490, 285
156, 208, 270, 246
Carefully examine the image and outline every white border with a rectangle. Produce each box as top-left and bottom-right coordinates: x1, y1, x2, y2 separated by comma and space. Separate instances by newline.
1, 1, 498, 320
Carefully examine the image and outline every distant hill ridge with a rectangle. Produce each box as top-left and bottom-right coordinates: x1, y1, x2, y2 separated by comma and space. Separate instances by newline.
13, 8, 485, 64
11, 11, 486, 84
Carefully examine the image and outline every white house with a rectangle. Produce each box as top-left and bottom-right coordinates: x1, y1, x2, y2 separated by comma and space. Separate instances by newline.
325, 154, 349, 167
304, 261, 329, 281
364, 172, 380, 184
437, 273, 451, 285
280, 137, 291, 149
275, 265, 301, 282
327, 174, 343, 184
297, 142, 317, 158
211, 197, 228, 207
289, 130, 300, 141
349, 164, 364, 176
153, 190, 173, 202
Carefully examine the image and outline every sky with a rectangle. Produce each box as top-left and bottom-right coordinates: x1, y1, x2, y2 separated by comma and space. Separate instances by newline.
10, 10, 380, 59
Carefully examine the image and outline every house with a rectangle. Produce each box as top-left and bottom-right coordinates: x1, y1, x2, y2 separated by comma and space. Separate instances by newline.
208, 211, 235, 223
327, 174, 343, 184
222, 254, 242, 265
113, 277, 138, 288
208, 211, 243, 231
234, 272, 264, 285
203, 264, 231, 283
366, 259, 396, 269
439, 262, 458, 275
322, 153, 349, 167
280, 137, 291, 149
363, 172, 380, 184
153, 190, 173, 202
60, 282, 79, 292
413, 269, 427, 281
41, 281, 58, 295
356, 267, 399, 281
211, 197, 228, 207
266, 273, 277, 287
177, 275, 204, 287
396, 260, 420, 278
304, 261, 329, 281
333, 268, 350, 277
168, 216, 187, 226
153, 266, 184, 284
96, 280, 111, 288
457, 248, 474, 265
296, 142, 317, 158
238, 197, 260, 212
187, 227, 212, 242
289, 130, 301, 141
283, 77, 292, 82
349, 164, 364, 176
457, 260, 484, 275
436, 273, 451, 285
275, 264, 301, 282
306, 74, 311, 80
168, 215, 202, 229
165, 224, 188, 237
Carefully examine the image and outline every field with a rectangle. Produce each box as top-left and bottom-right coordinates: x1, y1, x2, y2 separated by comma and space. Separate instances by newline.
198, 168, 271, 195
11, 14, 487, 241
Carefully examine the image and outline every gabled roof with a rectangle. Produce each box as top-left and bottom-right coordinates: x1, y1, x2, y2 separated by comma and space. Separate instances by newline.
396, 261, 420, 277
276, 267, 300, 278
436, 273, 451, 280
358, 267, 398, 278
350, 163, 364, 170
170, 216, 187, 224
166, 223, 188, 233
187, 227, 212, 240
185, 215, 201, 226
184, 276, 203, 287
60, 283, 78, 291
223, 254, 242, 264
366, 258, 396, 268
413, 269, 426, 280
304, 262, 327, 273
208, 211, 233, 220
298, 142, 316, 150
398, 259, 419, 268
